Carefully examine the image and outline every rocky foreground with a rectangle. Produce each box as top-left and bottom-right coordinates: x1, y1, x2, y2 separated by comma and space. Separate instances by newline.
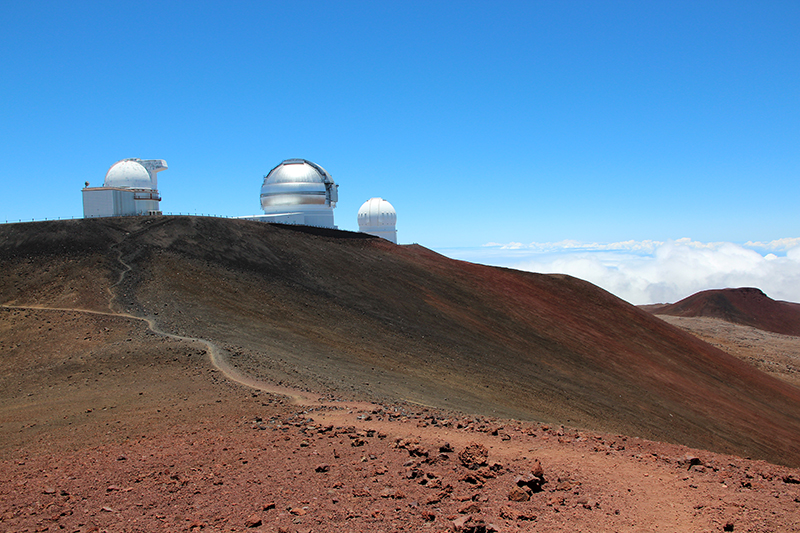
2, 217, 800, 531
2, 381, 800, 533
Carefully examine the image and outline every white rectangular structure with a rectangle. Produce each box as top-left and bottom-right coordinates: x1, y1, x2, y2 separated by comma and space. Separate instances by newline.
82, 187, 160, 218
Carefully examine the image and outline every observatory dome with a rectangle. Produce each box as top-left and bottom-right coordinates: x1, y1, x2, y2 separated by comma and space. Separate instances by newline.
104, 159, 153, 189
261, 159, 338, 209
358, 197, 397, 243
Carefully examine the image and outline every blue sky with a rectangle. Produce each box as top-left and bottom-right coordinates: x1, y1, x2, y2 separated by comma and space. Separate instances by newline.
1, 1, 798, 304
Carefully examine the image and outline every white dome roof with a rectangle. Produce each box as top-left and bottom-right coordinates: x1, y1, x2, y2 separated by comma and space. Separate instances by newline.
104, 159, 152, 189
358, 197, 397, 229
260, 159, 338, 210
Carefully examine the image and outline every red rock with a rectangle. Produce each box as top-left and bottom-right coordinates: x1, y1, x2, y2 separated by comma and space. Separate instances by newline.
452, 515, 471, 529
458, 502, 481, 513
379, 487, 405, 499
245, 514, 262, 527
508, 486, 530, 501
531, 459, 544, 478
458, 443, 489, 470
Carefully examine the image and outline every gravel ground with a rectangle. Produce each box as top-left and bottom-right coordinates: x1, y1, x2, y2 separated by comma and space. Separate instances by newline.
2, 307, 800, 533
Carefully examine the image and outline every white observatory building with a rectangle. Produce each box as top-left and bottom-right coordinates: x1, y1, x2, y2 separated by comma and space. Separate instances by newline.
357, 197, 397, 243
245, 158, 339, 228
82, 158, 167, 218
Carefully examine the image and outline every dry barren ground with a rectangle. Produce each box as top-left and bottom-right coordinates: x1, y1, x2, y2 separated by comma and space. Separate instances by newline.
3, 217, 800, 532
657, 315, 800, 389
2, 306, 800, 533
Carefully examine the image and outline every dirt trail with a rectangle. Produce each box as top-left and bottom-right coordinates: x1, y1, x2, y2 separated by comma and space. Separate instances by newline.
0, 301, 317, 406
3, 237, 800, 531
3, 244, 341, 406
1, 254, 704, 528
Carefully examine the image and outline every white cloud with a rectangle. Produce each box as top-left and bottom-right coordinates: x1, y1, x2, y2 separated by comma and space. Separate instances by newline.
744, 237, 800, 251
443, 238, 800, 305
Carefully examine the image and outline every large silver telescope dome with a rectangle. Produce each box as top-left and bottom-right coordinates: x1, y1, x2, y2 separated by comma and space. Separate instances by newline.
260, 158, 338, 210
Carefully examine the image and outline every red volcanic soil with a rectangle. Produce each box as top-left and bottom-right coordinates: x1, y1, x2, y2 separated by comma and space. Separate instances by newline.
1, 308, 799, 532
1, 217, 800, 467
646, 288, 800, 337
2, 217, 800, 531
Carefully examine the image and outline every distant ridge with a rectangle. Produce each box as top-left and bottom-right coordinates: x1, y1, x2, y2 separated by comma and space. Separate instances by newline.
647, 288, 800, 337
2, 217, 800, 466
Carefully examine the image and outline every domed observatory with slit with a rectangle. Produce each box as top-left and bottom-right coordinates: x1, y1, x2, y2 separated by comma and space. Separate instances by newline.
250, 159, 339, 228
82, 158, 167, 218
357, 197, 397, 243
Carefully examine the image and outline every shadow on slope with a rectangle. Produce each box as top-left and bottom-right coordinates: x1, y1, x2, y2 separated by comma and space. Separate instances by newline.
2, 217, 800, 467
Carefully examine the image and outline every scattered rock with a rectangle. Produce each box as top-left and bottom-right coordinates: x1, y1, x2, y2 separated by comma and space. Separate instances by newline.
458, 443, 489, 470
421, 509, 436, 521
460, 473, 484, 486
513, 461, 546, 493
379, 487, 405, 499
458, 502, 481, 514
451, 515, 498, 532
394, 437, 429, 457
315, 463, 330, 473
507, 485, 530, 502
678, 454, 703, 469
531, 459, 544, 478
452, 515, 471, 530
245, 514, 262, 527
577, 497, 598, 509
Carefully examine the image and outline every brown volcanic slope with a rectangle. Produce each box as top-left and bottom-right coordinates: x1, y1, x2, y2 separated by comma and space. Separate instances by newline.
2, 216, 800, 467
646, 287, 800, 337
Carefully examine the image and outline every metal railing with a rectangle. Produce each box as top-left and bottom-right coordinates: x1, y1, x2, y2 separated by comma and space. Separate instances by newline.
3, 213, 235, 224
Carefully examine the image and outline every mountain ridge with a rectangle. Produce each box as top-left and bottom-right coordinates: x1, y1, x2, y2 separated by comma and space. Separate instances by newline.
2, 216, 800, 466
646, 287, 800, 336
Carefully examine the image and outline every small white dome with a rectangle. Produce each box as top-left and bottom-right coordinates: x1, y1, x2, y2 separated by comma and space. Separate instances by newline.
358, 197, 397, 228
358, 198, 397, 243
104, 159, 152, 189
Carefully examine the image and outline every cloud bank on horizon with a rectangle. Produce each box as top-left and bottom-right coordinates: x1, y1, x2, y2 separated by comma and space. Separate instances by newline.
441, 238, 800, 306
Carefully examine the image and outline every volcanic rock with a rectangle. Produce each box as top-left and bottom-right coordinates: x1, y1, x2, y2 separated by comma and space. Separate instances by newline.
459, 443, 489, 470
